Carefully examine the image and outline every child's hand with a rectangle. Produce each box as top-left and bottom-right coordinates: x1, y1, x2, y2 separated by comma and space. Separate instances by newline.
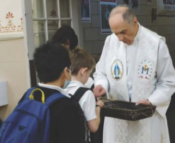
96, 100, 104, 108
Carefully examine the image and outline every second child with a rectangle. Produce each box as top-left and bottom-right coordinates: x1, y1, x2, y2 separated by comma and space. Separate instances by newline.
64, 48, 104, 143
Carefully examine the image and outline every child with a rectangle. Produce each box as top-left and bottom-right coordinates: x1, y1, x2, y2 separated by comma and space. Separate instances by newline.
52, 25, 78, 51
20, 42, 85, 143
52, 25, 94, 89
64, 48, 104, 142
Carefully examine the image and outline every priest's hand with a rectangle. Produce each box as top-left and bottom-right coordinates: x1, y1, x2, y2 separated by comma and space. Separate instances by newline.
136, 99, 151, 106
93, 85, 106, 97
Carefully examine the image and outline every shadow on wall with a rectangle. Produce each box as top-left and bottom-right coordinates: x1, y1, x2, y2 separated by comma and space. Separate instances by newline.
0, 106, 8, 121
0, 106, 7, 128
91, 53, 101, 77
166, 93, 175, 143
0, 118, 2, 128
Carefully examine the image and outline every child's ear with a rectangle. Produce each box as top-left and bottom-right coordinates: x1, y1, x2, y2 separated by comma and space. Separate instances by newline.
63, 67, 70, 80
80, 67, 88, 75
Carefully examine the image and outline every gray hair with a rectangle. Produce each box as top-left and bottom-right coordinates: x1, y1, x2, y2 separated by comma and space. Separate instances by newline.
109, 5, 136, 24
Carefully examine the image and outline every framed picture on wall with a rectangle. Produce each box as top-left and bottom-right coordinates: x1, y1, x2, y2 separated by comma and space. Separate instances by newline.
81, 0, 91, 22
100, 0, 117, 34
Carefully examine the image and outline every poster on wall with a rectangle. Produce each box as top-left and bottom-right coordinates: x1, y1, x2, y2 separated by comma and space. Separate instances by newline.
100, 0, 117, 34
81, 0, 91, 22
157, 0, 175, 16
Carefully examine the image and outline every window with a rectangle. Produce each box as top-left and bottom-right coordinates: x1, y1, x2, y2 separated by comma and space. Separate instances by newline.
32, 0, 72, 47
22, 0, 82, 86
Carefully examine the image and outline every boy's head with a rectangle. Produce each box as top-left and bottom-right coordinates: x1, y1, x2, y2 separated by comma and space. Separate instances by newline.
70, 48, 95, 84
34, 41, 71, 87
52, 25, 78, 51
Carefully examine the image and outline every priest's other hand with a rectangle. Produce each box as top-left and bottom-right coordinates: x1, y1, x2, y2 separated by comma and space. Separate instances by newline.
93, 85, 106, 97
136, 99, 151, 106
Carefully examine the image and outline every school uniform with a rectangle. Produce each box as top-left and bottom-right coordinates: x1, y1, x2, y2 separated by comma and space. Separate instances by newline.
65, 80, 97, 142
20, 83, 85, 143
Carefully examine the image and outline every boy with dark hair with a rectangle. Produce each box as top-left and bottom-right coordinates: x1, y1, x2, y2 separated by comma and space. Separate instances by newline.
65, 48, 104, 143
21, 42, 85, 143
52, 25, 95, 90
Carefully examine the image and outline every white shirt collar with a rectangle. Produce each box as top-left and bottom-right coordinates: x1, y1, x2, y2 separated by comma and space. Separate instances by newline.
67, 80, 85, 88
38, 83, 71, 98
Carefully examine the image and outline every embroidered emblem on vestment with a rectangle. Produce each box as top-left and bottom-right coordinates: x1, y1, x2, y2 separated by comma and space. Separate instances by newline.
111, 59, 123, 80
138, 60, 153, 80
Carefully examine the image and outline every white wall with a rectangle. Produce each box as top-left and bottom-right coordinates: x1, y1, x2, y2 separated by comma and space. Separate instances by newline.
0, 0, 29, 120
0, 38, 29, 120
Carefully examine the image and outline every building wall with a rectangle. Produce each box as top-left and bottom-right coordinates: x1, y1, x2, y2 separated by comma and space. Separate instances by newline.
82, 0, 175, 65
0, 38, 29, 120
0, 0, 29, 121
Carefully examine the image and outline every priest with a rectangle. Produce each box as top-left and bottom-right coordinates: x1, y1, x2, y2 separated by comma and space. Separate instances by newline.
93, 5, 175, 143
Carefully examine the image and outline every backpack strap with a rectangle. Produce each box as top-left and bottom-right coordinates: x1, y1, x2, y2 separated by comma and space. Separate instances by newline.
90, 84, 94, 91
71, 87, 90, 102
45, 93, 66, 106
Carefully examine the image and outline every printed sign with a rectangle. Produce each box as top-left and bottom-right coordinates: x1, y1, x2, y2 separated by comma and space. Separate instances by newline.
157, 0, 175, 16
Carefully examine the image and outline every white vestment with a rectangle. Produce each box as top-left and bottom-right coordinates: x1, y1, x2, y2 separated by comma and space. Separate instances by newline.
94, 24, 175, 143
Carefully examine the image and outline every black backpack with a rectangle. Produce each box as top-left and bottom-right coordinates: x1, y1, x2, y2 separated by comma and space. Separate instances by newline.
72, 86, 105, 143
71, 87, 92, 143
71, 87, 90, 102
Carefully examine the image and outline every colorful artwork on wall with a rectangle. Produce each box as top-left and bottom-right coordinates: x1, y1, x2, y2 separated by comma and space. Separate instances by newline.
0, 12, 23, 34
0, 0, 23, 36
81, 0, 91, 22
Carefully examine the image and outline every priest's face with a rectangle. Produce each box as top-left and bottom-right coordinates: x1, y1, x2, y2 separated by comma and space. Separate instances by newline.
109, 14, 138, 45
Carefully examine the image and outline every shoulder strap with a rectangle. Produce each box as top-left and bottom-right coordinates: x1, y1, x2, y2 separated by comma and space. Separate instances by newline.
71, 87, 90, 102
45, 93, 66, 106
90, 84, 94, 91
